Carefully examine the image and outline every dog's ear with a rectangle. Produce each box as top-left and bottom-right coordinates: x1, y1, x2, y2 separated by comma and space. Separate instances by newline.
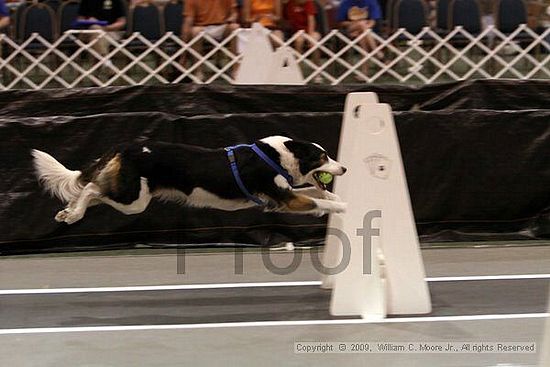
284, 140, 325, 175
284, 140, 316, 159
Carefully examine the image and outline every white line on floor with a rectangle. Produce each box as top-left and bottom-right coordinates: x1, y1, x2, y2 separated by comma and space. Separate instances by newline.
426, 274, 550, 282
0, 313, 547, 335
1, 274, 550, 295
0, 281, 321, 295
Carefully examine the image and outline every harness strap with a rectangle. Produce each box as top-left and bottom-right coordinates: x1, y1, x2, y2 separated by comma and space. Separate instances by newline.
224, 143, 294, 206
250, 144, 294, 186
225, 145, 265, 206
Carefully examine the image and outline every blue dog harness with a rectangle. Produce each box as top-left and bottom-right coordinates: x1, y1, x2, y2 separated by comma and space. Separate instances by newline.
224, 143, 294, 206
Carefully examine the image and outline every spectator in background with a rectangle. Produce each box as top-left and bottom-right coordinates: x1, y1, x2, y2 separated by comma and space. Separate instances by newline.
182, 1, 239, 49
337, 0, 383, 77
283, 0, 322, 80
182, 0, 239, 79
0, 0, 10, 33
77, 0, 126, 72
242, 0, 284, 40
0, 0, 8, 59
478, 0, 496, 27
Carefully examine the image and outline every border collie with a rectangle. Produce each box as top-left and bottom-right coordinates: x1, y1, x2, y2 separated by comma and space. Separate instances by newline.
31, 136, 347, 224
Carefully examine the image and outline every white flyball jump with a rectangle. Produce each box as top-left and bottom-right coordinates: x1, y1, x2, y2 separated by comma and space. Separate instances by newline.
322, 92, 432, 320
234, 26, 430, 318
234, 23, 304, 85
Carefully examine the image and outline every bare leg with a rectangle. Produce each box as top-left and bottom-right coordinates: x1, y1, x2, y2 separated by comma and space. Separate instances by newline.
224, 23, 240, 78
309, 32, 321, 67
296, 32, 322, 82
358, 31, 370, 77
89, 24, 109, 56
189, 26, 205, 80
364, 33, 383, 59
271, 29, 284, 45
346, 21, 370, 77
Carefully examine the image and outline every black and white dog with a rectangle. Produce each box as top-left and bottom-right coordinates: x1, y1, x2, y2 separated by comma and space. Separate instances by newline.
32, 136, 347, 224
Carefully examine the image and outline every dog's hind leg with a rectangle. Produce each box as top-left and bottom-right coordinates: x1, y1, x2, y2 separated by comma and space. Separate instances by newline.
55, 182, 102, 224
100, 178, 152, 215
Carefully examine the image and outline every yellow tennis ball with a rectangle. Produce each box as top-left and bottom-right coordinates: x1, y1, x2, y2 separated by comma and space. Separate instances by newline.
318, 172, 333, 184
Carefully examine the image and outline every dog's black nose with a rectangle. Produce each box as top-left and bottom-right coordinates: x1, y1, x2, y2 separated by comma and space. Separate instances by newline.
341, 167, 347, 174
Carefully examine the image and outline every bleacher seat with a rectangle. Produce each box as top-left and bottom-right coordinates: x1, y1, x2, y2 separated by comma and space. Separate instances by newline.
128, 3, 163, 42
496, 0, 527, 33
448, 0, 482, 34
163, 0, 183, 37
58, 0, 80, 34
13, 1, 29, 41
386, 0, 396, 31
44, 0, 62, 13
19, 3, 57, 42
393, 0, 428, 33
435, 0, 450, 34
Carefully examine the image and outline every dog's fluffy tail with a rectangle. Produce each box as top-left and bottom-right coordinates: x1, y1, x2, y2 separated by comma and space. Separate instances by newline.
31, 149, 83, 203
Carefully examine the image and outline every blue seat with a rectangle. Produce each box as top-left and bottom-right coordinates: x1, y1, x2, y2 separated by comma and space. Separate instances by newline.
393, 0, 428, 34
385, 0, 396, 30
44, 0, 62, 13
163, 0, 183, 36
56, 0, 80, 52
13, 1, 29, 41
436, 0, 450, 32
448, 0, 482, 34
58, 0, 80, 34
128, 3, 163, 41
496, 0, 527, 33
19, 3, 57, 42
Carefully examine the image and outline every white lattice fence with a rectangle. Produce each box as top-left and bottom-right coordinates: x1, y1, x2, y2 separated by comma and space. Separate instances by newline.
0, 24, 548, 89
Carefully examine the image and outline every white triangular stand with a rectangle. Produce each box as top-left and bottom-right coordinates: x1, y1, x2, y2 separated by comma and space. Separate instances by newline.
266, 47, 304, 85
322, 92, 431, 319
233, 23, 304, 85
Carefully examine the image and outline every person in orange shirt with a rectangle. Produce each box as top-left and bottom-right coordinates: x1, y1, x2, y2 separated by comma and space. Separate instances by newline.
181, 0, 240, 79
242, 0, 284, 40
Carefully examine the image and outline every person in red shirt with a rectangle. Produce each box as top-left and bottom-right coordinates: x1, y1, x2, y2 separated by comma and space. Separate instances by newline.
283, 0, 321, 78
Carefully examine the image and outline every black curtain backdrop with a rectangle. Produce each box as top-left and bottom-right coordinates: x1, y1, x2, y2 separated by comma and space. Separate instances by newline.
1, 80, 549, 254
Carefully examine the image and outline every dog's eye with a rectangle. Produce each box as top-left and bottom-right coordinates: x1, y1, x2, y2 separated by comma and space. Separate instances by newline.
320, 153, 328, 162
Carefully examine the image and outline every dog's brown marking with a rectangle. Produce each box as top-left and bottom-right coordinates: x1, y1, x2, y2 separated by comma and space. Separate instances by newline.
310, 153, 328, 170
97, 153, 122, 194
284, 194, 317, 211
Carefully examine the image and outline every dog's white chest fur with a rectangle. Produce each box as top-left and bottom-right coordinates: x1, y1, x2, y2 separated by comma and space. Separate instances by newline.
155, 187, 256, 211
187, 188, 256, 211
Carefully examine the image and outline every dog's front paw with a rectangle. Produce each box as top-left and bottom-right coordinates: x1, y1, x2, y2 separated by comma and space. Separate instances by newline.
323, 191, 342, 202
311, 209, 328, 217
328, 201, 347, 213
